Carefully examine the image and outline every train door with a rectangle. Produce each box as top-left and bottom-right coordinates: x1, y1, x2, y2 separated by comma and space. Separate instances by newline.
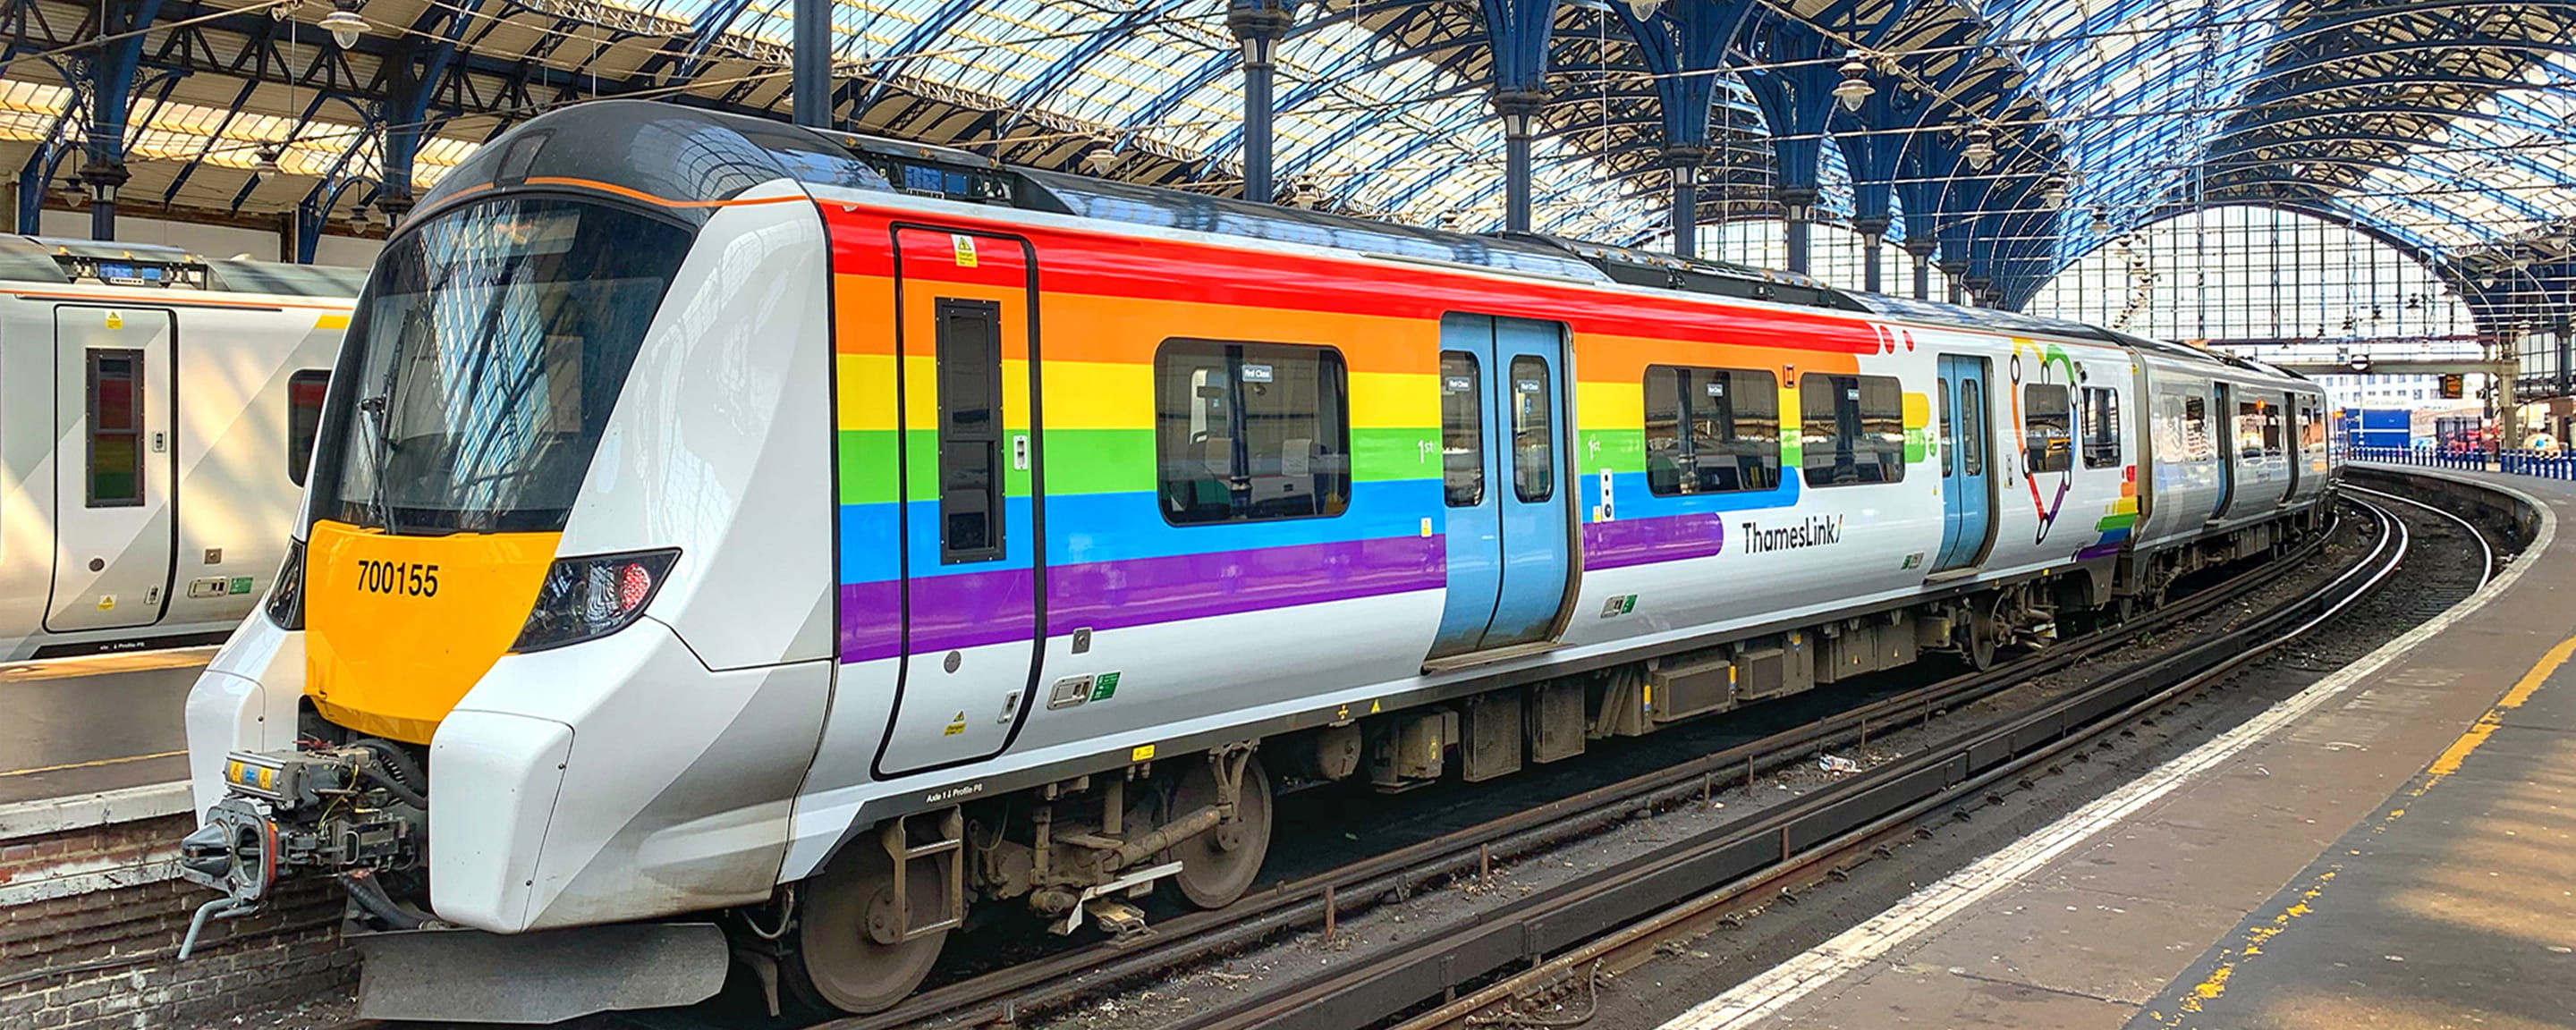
873, 226, 1043, 777
2211, 382, 2235, 519
47, 306, 174, 632
1933, 355, 1994, 571
1428, 314, 1572, 659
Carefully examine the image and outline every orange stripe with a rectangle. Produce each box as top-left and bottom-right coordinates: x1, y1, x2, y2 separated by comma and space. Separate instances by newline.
520, 176, 809, 210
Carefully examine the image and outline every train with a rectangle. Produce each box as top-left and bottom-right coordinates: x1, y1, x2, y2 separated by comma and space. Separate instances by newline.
0, 239, 358, 662
173, 102, 2334, 1021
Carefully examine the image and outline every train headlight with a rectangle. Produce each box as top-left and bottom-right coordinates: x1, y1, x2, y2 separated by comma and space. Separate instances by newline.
512, 550, 680, 654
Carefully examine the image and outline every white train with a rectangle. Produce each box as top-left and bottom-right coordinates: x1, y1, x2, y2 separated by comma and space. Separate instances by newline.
0, 240, 357, 662
174, 104, 2332, 1021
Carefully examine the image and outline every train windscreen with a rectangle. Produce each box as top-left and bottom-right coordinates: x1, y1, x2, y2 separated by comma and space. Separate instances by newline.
308, 196, 691, 535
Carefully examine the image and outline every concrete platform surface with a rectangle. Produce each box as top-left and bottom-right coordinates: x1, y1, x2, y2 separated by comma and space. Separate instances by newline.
0, 647, 209, 806
1659, 468, 2576, 1030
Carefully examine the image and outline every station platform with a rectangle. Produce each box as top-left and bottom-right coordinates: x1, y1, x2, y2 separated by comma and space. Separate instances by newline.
1660, 466, 2576, 1030
0, 648, 209, 807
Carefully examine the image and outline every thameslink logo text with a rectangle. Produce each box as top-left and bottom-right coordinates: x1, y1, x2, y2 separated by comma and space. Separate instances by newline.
1740, 515, 1845, 553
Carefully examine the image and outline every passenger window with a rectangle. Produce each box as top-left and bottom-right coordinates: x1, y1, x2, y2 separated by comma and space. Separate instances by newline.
1799, 373, 1906, 486
2235, 400, 2275, 460
1509, 357, 1554, 502
1156, 340, 1351, 525
1439, 351, 1483, 507
287, 370, 329, 487
935, 298, 1004, 561
2022, 384, 2072, 473
87, 349, 145, 507
1936, 384, 1952, 477
2081, 386, 2121, 469
2183, 395, 2210, 460
1642, 365, 1779, 495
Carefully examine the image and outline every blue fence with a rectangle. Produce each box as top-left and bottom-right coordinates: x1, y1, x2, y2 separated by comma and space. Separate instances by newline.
2342, 445, 2576, 481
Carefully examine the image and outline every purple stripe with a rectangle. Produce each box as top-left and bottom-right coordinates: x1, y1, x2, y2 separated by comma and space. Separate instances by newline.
1581, 513, 1729, 570
2076, 543, 2124, 561
838, 536, 1446, 663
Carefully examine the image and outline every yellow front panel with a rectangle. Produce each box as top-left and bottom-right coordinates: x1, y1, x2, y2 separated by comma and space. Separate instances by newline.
303, 520, 563, 744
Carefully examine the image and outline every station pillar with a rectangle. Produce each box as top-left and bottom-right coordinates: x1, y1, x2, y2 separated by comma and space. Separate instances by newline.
792, 0, 831, 128
1665, 145, 1707, 259
1904, 236, 1936, 300
1779, 186, 1816, 274
1228, 2, 1294, 205
1495, 89, 1547, 233
1853, 215, 1891, 295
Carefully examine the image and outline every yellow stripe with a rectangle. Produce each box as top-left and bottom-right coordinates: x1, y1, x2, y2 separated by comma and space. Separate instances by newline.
315, 313, 351, 331
0, 749, 186, 778
837, 356, 1436, 431
1575, 380, 1645, 428
2423, 632, 2576, 779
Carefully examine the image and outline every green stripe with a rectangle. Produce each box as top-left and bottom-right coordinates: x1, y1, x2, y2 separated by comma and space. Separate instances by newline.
1577, 428, 1646, 473
836, 426, 1436, 504
2093, 511, 2139, 531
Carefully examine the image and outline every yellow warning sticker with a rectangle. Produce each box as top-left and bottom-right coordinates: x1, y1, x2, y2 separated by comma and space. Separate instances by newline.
942, 711, 966, 736
105, 312, 123, 329
952, 234, 979, 267
1131, 744, 1157, 763
97, 595, 114, 611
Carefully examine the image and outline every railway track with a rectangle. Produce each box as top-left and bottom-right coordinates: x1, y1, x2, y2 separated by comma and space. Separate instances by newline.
808, 498, 2383, 1030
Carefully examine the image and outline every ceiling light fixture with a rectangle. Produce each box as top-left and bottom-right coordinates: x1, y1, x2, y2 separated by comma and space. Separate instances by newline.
318, 3, 366, 48
1962, 125, 1996, 171
1083, 145, 1118, 174
254, 148, 282, 175
1833, 59, 1875, 112
1623, 0, 1664, 20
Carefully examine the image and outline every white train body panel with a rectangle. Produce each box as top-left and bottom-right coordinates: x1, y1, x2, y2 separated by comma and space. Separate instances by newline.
0, 264, 352, 662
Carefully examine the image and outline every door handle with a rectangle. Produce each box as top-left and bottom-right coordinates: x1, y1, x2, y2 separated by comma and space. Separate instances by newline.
151, 431, 166, 453
1012, 435, 1030, 471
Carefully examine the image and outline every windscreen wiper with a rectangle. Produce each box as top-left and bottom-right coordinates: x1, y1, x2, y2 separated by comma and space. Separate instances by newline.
356, 393, 403, 536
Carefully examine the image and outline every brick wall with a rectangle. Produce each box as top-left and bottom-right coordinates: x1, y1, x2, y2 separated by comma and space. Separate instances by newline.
0, 811, 355, 1030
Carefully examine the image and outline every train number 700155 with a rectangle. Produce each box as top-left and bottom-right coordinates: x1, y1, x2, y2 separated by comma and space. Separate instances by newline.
353, 559, 439, 597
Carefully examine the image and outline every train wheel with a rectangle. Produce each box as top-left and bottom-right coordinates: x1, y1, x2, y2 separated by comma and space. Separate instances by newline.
1169, 753, 1273, 909
784, 836, 948, 1014
1966, 607, 2001, 671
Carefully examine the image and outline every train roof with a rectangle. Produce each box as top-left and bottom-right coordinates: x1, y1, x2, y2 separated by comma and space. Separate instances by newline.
413, 102, 2305, 385
0, 235, 363, 298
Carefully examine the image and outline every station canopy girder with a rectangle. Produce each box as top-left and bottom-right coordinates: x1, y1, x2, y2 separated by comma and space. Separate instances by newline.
0, 0, 2564, 292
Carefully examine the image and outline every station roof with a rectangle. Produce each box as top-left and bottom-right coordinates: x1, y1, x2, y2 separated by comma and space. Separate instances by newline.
0, 0, 2565, 297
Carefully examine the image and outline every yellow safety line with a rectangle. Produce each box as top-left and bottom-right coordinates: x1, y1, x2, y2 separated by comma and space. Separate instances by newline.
0, 749, 187, 778
2424, 631, 2576, 781
2149, 629, 2576, 1026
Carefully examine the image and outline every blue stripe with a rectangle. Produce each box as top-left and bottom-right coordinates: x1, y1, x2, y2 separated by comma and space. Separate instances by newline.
1580, 469, 1801, 520
837, 479, 1444, 584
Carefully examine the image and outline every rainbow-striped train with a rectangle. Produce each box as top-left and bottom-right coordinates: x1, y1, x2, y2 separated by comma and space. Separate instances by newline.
175, 102, 2333, 1021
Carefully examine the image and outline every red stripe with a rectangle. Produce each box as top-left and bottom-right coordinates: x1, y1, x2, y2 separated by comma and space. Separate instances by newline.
819, 202, 1883, 356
